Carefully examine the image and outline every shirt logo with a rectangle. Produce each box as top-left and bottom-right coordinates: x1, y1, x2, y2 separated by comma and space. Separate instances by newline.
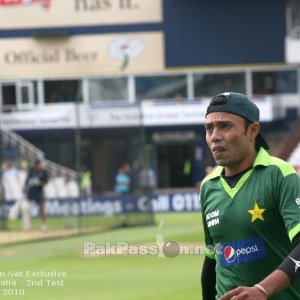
206, 210, 219, 228
224, 246, 236, 263
289, 256, 300, 273
221, 238, 267, 267
248, 202, 266, 222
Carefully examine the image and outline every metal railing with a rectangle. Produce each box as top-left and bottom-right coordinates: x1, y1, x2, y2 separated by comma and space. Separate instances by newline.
0, 129, 77, 180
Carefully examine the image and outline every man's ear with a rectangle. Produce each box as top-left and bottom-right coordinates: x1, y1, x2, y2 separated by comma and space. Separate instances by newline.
248, 122, 260, 140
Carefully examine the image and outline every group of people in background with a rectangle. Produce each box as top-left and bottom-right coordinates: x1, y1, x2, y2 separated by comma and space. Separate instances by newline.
2, 157, 209, 231
114, 162, 157, 196
1, 159, 48, 231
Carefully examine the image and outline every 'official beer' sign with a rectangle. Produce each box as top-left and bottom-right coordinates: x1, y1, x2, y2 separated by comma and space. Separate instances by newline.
0, 32, 164, 79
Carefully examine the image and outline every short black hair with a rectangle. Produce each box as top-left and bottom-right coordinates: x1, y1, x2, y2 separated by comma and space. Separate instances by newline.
209, 95, 227, 106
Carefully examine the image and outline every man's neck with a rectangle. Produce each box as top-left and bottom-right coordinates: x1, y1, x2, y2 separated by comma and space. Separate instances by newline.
224, 150, 257, 176
222, 165, 253, 188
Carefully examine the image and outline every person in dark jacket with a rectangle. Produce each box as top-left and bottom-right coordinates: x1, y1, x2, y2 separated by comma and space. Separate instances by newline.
25, 160, 48, 231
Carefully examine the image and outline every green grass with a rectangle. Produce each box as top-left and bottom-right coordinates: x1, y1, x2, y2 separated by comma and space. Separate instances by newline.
0, 212, 205, 300
5, 213, 155, 231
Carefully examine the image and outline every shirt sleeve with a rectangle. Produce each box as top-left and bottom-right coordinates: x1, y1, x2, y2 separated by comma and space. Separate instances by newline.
201, 256, 217, 299
277, 172, 300, 242
200, 185, 216, 259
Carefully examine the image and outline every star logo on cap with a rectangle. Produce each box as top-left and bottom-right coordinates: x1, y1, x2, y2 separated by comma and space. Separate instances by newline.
248, 202, 266, 222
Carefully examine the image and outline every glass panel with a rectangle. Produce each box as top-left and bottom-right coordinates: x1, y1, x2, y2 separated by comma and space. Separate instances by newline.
252, 70, 297, 95
289, 0, 300, 29
194, 72, 246, 98
89, 77, 127, 102
2, 84, 17, 112
21, 86, 29, 104
2, 85, 17, 108
136, 75, 187, 101
44, 80, 82, 103
20, 80, 37, 107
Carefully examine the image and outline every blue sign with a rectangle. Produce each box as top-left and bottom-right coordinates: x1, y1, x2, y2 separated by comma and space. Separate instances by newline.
3, 191, 201, 218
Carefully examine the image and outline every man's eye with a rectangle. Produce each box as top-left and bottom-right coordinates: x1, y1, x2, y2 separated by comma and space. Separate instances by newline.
222, 124, 230, 129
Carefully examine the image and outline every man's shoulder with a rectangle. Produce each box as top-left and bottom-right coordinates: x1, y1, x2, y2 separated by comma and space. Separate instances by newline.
255, 148, 296, 178
28, 168, 36, 176
201, 166, 222, 188
267, 155, 296, 178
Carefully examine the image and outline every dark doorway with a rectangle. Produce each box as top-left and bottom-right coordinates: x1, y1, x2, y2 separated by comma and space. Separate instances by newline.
2, 84, 17, 112
157, 144, 194, 188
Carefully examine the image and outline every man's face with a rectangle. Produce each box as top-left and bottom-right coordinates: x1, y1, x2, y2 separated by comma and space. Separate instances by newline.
205, 112, 255, 170
35, 162, 42, 170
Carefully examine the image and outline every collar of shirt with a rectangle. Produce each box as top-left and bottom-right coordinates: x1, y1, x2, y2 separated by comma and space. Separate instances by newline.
202, 147, 270, 184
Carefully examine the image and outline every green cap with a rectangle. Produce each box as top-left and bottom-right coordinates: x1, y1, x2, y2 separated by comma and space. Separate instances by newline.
206, 92, 270, 149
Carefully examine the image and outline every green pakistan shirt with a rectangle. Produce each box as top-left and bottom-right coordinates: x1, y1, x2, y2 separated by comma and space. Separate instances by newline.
200, 147, 300, 299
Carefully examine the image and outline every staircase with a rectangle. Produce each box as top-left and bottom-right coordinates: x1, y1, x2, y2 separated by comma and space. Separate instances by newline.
0, 129, 79, 200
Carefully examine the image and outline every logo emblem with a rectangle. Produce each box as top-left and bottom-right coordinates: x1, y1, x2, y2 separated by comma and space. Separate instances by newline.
109, 36, 146, 70
0, 0, 51, 9
220, 238, 267, 267
224, 246, 236, 263
289, 256, 300, 273
248, 202, 266, 222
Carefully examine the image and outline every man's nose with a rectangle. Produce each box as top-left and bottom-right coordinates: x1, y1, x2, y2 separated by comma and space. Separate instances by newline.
210, 128, 222, 143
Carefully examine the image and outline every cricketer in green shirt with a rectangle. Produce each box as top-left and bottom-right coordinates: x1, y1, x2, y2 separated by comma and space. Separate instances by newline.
200, 147, 300, 299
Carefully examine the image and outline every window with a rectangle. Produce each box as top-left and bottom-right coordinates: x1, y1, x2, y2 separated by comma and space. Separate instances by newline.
252, 70, 297, 95
89, 77, 127, 102
44, 80, 82, 103
1, 80, 37, 112
287, 0, 300, 38
2, 84, 16, 112
194, 72, 246, 98
136, 75, 187, 101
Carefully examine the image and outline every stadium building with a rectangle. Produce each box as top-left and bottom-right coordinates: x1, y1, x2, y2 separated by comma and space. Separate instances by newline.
0, 0, 300, 194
